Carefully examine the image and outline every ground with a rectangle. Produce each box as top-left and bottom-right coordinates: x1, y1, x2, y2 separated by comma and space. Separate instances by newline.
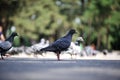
0, 57, 120, 80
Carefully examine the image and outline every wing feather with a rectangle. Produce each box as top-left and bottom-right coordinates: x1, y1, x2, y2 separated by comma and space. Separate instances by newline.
51, 38, 70, 50
0, 41, 12, 50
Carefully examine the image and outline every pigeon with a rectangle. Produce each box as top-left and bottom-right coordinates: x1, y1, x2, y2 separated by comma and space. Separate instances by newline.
40, 29, 76, 60
0, 32, 18, 59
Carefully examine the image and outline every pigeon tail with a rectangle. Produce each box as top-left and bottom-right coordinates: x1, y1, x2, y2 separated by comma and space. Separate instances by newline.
40, 46, 56, 52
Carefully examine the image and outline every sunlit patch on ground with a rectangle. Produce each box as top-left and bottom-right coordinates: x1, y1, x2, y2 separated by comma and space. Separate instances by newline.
9, 51, 120, 60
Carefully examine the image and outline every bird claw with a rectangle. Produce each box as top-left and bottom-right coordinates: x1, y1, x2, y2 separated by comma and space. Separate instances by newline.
0, 57, 4, 60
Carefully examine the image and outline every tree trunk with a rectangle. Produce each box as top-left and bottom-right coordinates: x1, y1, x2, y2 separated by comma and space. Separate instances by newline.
106, 26, 109, 49
97, 33, 101, 50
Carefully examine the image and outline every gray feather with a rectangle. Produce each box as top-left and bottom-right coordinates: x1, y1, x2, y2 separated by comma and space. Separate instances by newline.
0, 41, 12, 50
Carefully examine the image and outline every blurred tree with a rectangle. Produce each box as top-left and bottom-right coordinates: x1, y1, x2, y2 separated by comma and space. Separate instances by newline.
105, 0, 120, 50
82, 0, 120, 50
11, 0, 68, 42
0, 0, 19, 36
0, 0, 119, 49
56, 0, 84, 34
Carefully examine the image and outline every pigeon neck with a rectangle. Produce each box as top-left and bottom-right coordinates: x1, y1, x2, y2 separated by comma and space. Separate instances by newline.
64, 33, 73, 40
66, 33, 72, 36
5, 35, 15, 43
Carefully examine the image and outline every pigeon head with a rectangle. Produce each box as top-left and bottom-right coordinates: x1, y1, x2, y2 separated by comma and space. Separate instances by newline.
68, 29, 76, 34
11, 32, 18, 37
5, 32, 18, 42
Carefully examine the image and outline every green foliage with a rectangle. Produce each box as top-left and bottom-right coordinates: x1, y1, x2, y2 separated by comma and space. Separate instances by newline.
81, 0, 120, 49
13, 36, 20, 47
0, 0, 120, 50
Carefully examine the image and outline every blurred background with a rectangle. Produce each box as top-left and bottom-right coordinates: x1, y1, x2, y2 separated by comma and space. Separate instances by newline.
0, 0, 120, 50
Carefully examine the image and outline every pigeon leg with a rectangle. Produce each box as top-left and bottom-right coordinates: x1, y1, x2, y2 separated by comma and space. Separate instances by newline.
56, 52, 60, 61
1, 54, 4, 60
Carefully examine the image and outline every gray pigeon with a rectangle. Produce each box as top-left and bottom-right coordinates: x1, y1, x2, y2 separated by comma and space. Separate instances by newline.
0, 32, 18, 59
40, 29, 76, 60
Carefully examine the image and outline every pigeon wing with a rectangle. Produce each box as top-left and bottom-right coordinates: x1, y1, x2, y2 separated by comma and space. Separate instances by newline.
51, 38, 70, 51
0, 41, 12, 50
41, 38, 70, 52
